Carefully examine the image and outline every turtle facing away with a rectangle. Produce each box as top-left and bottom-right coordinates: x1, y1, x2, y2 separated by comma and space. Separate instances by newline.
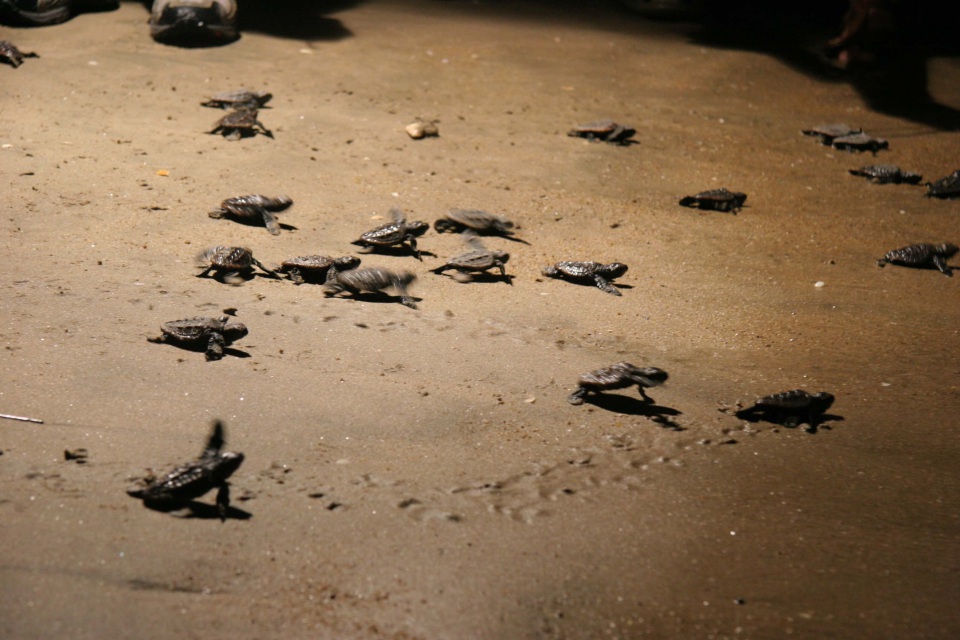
567, 119, 636, 145
0, 40, 39, 68
196, 245, 278, 282
201, 90, 272, 109
208, 107, 273, 140
352, 208, 429, 260
278, 255, 361, 284
801, 123, 861, 145
849, 165, 922, 185
147, 316, 248, 361
434, 209, 516, 237
876, 243, 957, 276
209, 194, 293, 235
735, 390, 835, 430
679, 188, 747, 213
324, 265, 417, 309
127, 420, 244, 521
568, 363, 668, 405
431, 232, 510, 283
543, 261, 628, 296
831, 132, 888, 154
925, 170, 960, 199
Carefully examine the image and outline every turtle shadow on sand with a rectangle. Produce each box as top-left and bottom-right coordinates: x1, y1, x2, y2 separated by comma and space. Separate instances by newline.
159, 342, 251, 360
357, 245, 437, 260
582, 394, 684, 428
196, 270, 279, 284
140, 499, 252, 521
341, 291, 421, 307
212, 214, 298, 234
437, 272, 516, 286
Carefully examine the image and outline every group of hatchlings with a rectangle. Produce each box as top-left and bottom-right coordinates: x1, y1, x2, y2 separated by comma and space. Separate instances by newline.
124, 91, 958, 517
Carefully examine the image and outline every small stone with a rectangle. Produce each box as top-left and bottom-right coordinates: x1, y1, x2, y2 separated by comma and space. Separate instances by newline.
405, 120, 439, 139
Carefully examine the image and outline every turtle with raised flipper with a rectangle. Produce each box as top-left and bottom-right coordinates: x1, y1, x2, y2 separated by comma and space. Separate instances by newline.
324, 265, 417, 309
0, 40, 39, 68
201, 90, 272, 109
876, 242, 957, 276
831, 132, 888, 154
208, 107, 273, 140
849, 165, 922, 185
195, 245, 278, 283
434, 209, 516, 237
278, 255, 361, 284
209, 194, 293, 235
431, 232, 510, 283
567, 119, 636, 145
735, 390, 835, 430
568, 363, 668, 405
925, 170, 960, 199
543, 261, 628, 296
801, 123, 861, 145
147, 316, 248, 361
352, 208, 429, 260
679, 188, 747, 213
127, 420, 244, 521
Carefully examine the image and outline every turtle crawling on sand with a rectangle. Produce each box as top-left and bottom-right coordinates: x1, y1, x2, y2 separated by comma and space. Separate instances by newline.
434, 209, 517, 237
201, 90, 272, 110
209, 194, 293, 235
208, 107, 273, 140
352, 208, 429, 260
925, 170, 960, 199
848, 165, 922, 185
0, 40, 39, 68
196, 245, 278, 282
876, 242, 957, 276
568, 362, 668, 406
801, 123, 861, 145
147, 316, 248, 361
679, 188, 747, 213
831, 132, 888, 154
127, 420, 244, 521
431, 232, 510, 283
543, 261, 628, 296
735, 390, 835, 430
324, 265, 418, 308
567, 119, 636, 145
278, 255, 361, 284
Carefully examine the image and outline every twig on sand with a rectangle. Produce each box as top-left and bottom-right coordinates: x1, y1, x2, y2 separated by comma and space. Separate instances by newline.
0, 413, 44, 424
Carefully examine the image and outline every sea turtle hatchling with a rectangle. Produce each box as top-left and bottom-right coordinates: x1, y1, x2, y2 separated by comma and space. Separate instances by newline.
431, 232, 510, 283
201, 89, 272, 109
195, 245, 278, 282
209, 194, 293, 235
679, 188, 747, 213
876, 242, 957, 276
567, 119, 636, 145
848, 165, 922, 185
278, 255, 361, 284
568, 362, 669, 406
127, 420, 244, 521
324, 265, 418, 309
831, 132, 888, 154
0, 40, 39, 68
147, 315, 248, 361
800, 123, 861, 145
434, 209, 517, 237
735, 389, 835, 430
352, 208, 429, 260
208, 107, 273, 140
925, 169, 960, 199
543, 261, 628, 296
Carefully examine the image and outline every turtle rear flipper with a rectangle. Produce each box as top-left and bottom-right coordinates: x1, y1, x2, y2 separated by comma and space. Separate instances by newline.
216, 483, 231, 522
593, 274, 621, 296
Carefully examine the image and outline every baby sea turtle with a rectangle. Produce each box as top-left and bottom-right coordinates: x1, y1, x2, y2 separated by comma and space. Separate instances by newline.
735, 390, 835, 430
0, 40, 39, 68
568, 362, 668, 406
324, 265, 417, 309
876, 242, 957, 276
543, 261, 628, 296
801, 123, 861, 145
434, 209, 516, 237
567, 119, 636, 145
208, 107, 273, 140
201, 90, 272, 109
431, 232, 510, 283
278, 255, 361, 284
352, 208, 429, 260
209, 194, 293, 235
679, 188, 747, 213
127, 420, 244, 521
831, 132, 888, 154
848, 165, 922, 185
147, 315, 248, 361
195, 245, 278, 282
925, 169, 960, 199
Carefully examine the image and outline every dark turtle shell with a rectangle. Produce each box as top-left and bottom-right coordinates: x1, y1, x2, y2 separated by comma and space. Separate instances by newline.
876, 243, 957, 276
567, 119, 636, 144
678, 188, 747, 212
434, 209, 516, 235
209, 108, 273, 140
547, 261, 628, 279
831, 132, 888, 153
159, 316, 248, 343
0, 40, 39, 68
925, 170, 960, 199
849, 165, 922, 185
753, 389, 834, 411
202, 90, 272, 109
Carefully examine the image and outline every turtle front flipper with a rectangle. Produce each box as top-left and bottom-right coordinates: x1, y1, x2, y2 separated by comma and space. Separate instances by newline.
593, 275, 621, 296
932, 255, 953, 276
260, 207, 281, 236
216, 483, 231, 522
251, 257, 279, 278
567, 388, 588, 405
206, 332, 226, 361
407, 235, 422, 261
287, 267, 305, 284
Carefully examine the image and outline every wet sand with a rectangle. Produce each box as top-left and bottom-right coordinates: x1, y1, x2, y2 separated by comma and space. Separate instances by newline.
2, 1, 959, 638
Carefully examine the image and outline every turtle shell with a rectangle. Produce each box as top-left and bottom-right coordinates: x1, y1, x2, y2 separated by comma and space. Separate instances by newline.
831, 132, 888, 152
160, 316, 231, 342
202, 90, 272, 109
197, 246, 255, 270
801, 123, 860, 144
553, 261, 603, 278
437, 209, 515, 234
755, 389, 833, 410
925, 170, 960, 199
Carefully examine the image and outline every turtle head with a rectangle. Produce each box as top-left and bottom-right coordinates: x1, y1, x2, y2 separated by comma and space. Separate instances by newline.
634, 367, 669, 388
334, 255, 362, 270
494, 251, 510, 263
213, 451, 245, 483
602, 262, 629, 278
222, 322, 249, 342
407, 221, 430, 237
812, 392, 835, 411
492, 217, 515, 234
937, 243, 959, 258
